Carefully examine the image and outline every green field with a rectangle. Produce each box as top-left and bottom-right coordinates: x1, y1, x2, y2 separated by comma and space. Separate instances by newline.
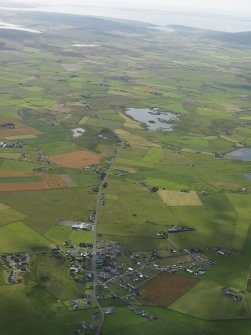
0, 284, 97, 335
0, 208, 26, 226
170, 280, 249, 320
0, 188, 96, 234
0, 176, 43, 183
144, 147, 165, 163
45, 225, 93, 245
0, 222, 50, 253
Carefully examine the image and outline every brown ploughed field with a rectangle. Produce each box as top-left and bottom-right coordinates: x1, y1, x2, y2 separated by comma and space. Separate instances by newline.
49, 150, 101, 168
0, 120, 43, 137
139, 272, 199, 306
0, 182, 49, 192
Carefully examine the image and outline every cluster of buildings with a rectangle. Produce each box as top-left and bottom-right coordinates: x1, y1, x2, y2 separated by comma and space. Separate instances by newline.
168, 225, 195, 233
103, 307, 116, 315
59, 220, 93, 231
154, 262, 186, 273
224, 288, 242, 302
207, 247, 232, 256
0, 122, 15, 129
74, 312, 100, 335
68, 299, 93, 311
98, 193, 105, 206
128, 305, 157, 320
1, 253, 30, 284
97, 240, 124, 259
186, 249, 217, 275
214, 152, 225, 158
72, 222, 93, 231
0, 141, 22, 148
65, 246, 93, 279
109, 269, 148, 293
156, 231, 168, 239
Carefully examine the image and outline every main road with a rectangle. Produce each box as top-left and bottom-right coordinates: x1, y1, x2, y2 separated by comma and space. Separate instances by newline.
92, 145, 122, 335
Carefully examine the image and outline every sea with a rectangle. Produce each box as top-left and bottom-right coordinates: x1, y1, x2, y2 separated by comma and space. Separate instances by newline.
1, 4, 251, 33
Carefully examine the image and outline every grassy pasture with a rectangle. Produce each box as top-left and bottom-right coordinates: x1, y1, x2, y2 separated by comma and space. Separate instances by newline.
78, 116, 89, 125
115, 129, 160, 148
86, 116, 123, 129
0, 159, 41, 173
146, 177, 188, 190
104, 317, 196, 335
0, 284, 94, 335
0, 153, 20, 159
203, 252, 250, 288
142, 307, 251, 335
102, 307, 147, 334
28, 254, 85, 301
0, 222, 50, 253
164, 148, 193, 165
6, 135, 38, 140
169, 205, 236, 249
170, 280, 249, 320
159, 133, 234, 153
226, 193, 251, 250
37, 141, 78, 155
0, 208, 26, 226
0, 203, 9, 211
144, 147, 165, 163
68, 172, 98, 187
0, 176, 43, 183
0, 188, 96, 234
116, 158, 154, 169
45, 225, 93, 245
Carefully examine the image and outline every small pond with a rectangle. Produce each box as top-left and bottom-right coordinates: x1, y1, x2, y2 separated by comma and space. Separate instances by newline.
125, 108, 177, 131
226, 148, 251, 161
72, 128, 85, 138
72, 43, 99, 47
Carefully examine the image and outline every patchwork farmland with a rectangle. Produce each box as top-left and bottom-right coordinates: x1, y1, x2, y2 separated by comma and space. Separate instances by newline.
0, 9, 251, 335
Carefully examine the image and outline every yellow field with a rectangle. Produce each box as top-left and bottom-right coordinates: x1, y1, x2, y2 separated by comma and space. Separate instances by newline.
212, 181, 241, 190
239, 116, 251, 121
106, 194, 119, 201
115, 129, 160, 148
5, 135, 38, 140
181, 148, 212, 156
119, 113, 142, 129
0, 153, 20, 160
164, 149, 192, 165
78, 116, 89, 125
158, 190, 202, 206
220, 135, 242, 146
0, 203, 9, 211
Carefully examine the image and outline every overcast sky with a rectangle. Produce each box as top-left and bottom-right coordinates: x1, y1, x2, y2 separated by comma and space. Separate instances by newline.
6, 0, 251, 16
